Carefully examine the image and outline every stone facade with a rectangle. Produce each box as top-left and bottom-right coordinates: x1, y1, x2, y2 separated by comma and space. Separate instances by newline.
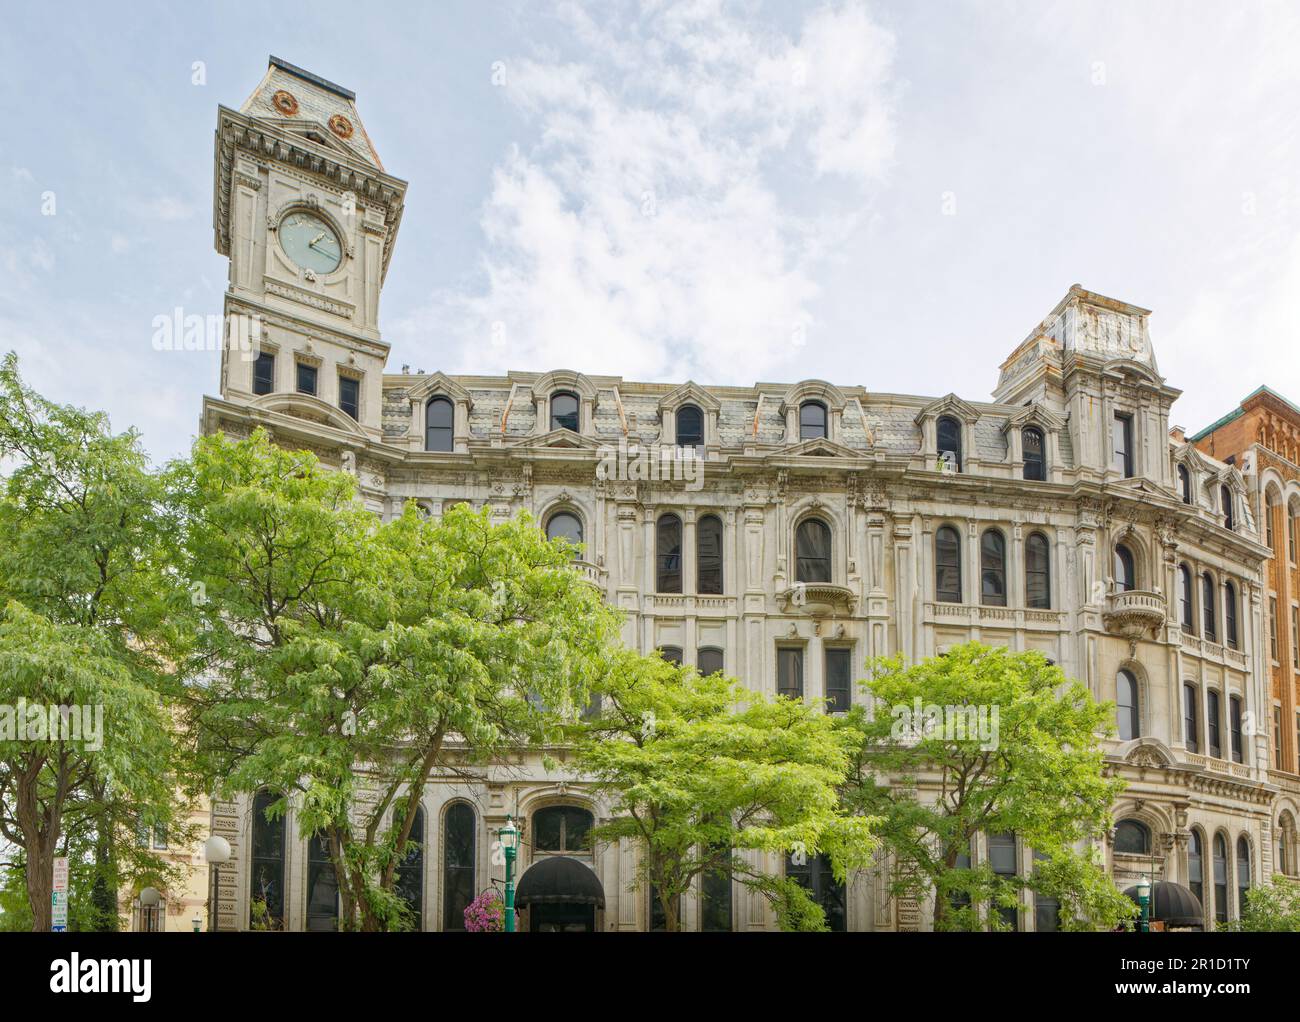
201, 57, 1287, 931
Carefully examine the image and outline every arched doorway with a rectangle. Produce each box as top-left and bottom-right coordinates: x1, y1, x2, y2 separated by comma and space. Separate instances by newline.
514, 855, 605, 932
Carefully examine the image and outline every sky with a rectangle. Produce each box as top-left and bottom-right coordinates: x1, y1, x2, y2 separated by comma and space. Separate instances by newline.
1, 0, 1298, 464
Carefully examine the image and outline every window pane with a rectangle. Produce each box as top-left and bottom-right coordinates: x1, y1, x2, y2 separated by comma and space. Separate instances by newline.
697, 647, 724, 676
825, 648, 852, 713
697, 515, 723, 594
656, 514, 683, 592
677, 404, 704, 448
296, 362, 318, 396
1022, 428, 1044, 481
250, 791, 285, 929
1207, 691, 1221, 758
937, 416, 962, 471
1184, 684, 1199, 753
1114, 546, 1135, 591
1225, 584, 1238, 649
980, 530, 1006, 607
442, 803, 475, 931
306, 830, 339, 931
339, 376, 360, 420
551, 392, 579, 432
795, 519, 831, 583
799, 401, 827, 440
701, 867, 732, 932
1112, 414, 1132, 476
1026, 534, 1050, 609
546, 511, 583, 552
425, 398, 454, 452
1230, 697, 1243, 763
659, 646, 683, 666
1115, 820, 1150, 855
786, 853, 845, 932
1202, 574, 1217, 641
1117, 670, 1139, 741
777, 647, 803, 699
936, 526, 961, 602
253, 352, 275, 395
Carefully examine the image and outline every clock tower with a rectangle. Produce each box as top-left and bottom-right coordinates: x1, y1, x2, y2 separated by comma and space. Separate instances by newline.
207, 56, 407, 445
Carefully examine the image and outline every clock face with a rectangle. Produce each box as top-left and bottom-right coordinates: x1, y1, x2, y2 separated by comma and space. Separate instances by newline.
279, 211, 343, 274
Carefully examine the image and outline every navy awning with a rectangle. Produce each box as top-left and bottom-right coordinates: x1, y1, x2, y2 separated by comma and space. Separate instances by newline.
515, 855, 605, 909
1123, 881, 1205, 929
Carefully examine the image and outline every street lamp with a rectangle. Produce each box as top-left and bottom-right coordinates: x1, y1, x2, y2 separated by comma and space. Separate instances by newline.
1136, 878, 1151, 933
139, 887, 162, 934
203, 835, 231, 933
499, 817, 520, 933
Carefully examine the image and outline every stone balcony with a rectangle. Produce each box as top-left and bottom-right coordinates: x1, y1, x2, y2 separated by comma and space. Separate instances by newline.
1102, 589, 1166, 640
777, 581, 858, 615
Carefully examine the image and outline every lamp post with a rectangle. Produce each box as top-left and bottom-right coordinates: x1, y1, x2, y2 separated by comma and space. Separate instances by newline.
139, 886, 162, 933
1136, 878, 1151, 933
499, 817, 520, 933
203, 835, 231, 932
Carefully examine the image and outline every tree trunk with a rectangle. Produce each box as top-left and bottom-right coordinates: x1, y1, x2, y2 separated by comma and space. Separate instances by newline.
26, 840, 54, 932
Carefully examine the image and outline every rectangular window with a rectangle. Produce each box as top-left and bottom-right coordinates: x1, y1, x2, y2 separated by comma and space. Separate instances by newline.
988, 833, 1019, 931
700, 866, 732, 932
1275, 707, 1284, 770
824, 648, 852, 714
776, 647, 804, 700
296, 361, 318, 396
1270, 598, 1279, 661
1293, 607, 1299, 670
1111, 413, 1133, 477
1207, 690, 1221, 759
1184, 683, 1198, 754
338, 375, 360, 420
1032, 850, 1059, 933
1296, 710, 1300, 774
253, 351, 275, 395
1230, 696, 1243, 764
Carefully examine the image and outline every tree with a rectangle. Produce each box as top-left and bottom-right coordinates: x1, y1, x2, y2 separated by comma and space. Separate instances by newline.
574, 648, 877, 931
1227, 878, 1300, 931
0, 354, 189, 931
838, 642, 1134, 931
169, 430, 621, 930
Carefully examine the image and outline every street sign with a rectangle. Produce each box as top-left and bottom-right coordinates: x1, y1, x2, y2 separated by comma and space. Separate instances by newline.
52, 859, 69, 931
53, 857, 68, 892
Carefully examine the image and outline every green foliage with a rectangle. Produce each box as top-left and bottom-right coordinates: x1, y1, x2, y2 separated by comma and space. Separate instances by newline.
574, 648, 877, 931
1225, 878, 1300, 931
838, 642, 1132, 931
169, 430, 622, 929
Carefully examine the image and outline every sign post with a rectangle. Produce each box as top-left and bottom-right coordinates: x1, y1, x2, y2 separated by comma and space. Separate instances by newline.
52, 856, 69, 932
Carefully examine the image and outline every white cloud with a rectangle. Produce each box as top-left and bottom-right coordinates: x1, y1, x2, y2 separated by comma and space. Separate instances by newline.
397, 0, 897, 384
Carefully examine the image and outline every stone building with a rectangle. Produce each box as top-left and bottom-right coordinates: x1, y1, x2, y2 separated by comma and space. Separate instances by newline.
202, 57, 1284, 931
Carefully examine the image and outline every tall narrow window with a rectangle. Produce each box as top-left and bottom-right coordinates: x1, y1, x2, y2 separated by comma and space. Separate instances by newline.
296, 361, 318, 396
1236, 837, 1251, 918
1022, 427, 1044, 480
656, 513, 683, 593
1201, 573, 1217, 642
785, 853, 846, 932
1213, 834, 1229, 924
824, 647, 852, 714
1269, 597, 1279, 660
799, 401, 827, 441
1025, 532, 1051, 609
1188, 831, 1204, 908
1177, 463, 1191, 504
249, 790, 285, 930
306, 830, 340, 931
253, 351, 275, 395
1221, 485, 1234, 530
935, 526, 962, 603
1114, 544, 1136, 592
1184, 683, 1199, 753
1275, 707, 1283, 769
937, 416, 962, 472
701, 861, 733, 932
1116, 670, 1140, 741
1224, 582, 1238, 650
550, 391, 579, 432
980, 529, 1007, 607
795, 519, 832, 583
1265, 496, 1277, 551
425, 397, 454, 452
676, 404, 704, 450
394, 806, 425, 930
1291, 506, 1299, 562
338, 375, 360, 420
697, 647, 724, 676
1280, 822, 1291, 876
1178, 565, 1193, 633
697, 514, 723, 594
777, 647, 804, 699
545, 511, 584, 557
1207, 690, 1221, 759
988, 833, 1019, 931
1032, 850, 1060, 932
1293, 608, 1300, 670
1112, 413, 1133, 476
442, 802, 476, 931
1230, 696, 1244, 764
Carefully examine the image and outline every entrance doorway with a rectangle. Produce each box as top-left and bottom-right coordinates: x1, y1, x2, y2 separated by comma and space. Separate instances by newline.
529, 903, 596, 932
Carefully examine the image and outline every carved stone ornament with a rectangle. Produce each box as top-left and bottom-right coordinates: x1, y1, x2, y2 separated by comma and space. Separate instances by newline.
272, 90, 299, 116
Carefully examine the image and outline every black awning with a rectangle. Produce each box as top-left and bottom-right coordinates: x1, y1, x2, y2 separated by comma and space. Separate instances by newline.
515, 855, 605, 909
1122, 881, 1205, 929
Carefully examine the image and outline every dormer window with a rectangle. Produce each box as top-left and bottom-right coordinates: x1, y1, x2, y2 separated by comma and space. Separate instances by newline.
799, 401, 828, 441
1022, 427, 1044, 481
1178, 463, 1191, 504
551, 392, 579, 432
425, 397, 453, 452
937, 416, 962, 472
1221, 485, 1235, 530
677, 404, 704, 450
1112, 413, 1133, 477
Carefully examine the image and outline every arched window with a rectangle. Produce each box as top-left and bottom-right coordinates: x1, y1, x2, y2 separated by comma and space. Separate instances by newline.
1113, 544, 1136, 592
980, 529, 1007, 607
533, 805, 593, 858
545, 511, 584, 557
306, 830, 340, 931
935, 526, 962, 603
1114, 819, 1151, 855
795, 518, 832, 584
1213, 833, 1229, 924
425, 397, 454, 452
1291, 503, 1300, 562
676, 404, 704, 449
1201, 572, 1217, 642
1279, 817, 1292, 876
1229, 695, 1244, 764
1184, 683, 1199, 753
442, 802, 476, 931
1188, 830, 1205, 907
656, 513, 683, 593
394, 806, 425, 930
1207, 690, 1221, 759
799, 401, 828, 441
1236, 836, 1251, 917
249, 790, 285, 930
1221, 485, 1234, 530
697, 514, 723, 594
1224, 581, 1239, 650
1178, 564, 1193, 633
659, 646, 684, 666
550, 391, 579, 432
1116, 670, 1140, 741
937, 416, 962, 472
1025, 532, 1051, 609
1265, 492, 1278, 551
1178, 463, 1191, 504
697, 647, 724, 676
1022, 427, 1044, 481
785, 852, 846, 932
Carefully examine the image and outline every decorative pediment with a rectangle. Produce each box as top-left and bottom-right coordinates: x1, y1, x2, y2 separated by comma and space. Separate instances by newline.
661, 380, 720, 412
780, 379, 847, 414
258, 116, 356, 159
249, 392, 370, 439
1123, 739, 1175, 769
915, 393, 980, 426
531, 369, 600, 402
777, 436, 864, 460
507, 427, 605, 451
1101, 357, 1165, 389
1001, 402, 1065, 434
405, 371, 472, 407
